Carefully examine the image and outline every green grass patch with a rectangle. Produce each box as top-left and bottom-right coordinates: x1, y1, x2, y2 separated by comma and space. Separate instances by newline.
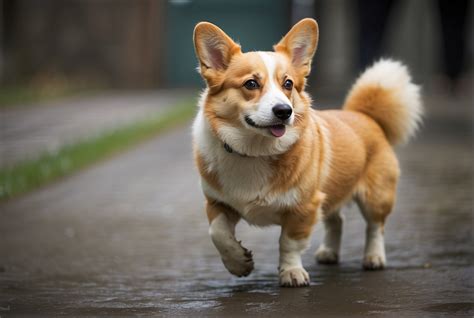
0, 99, 196, 201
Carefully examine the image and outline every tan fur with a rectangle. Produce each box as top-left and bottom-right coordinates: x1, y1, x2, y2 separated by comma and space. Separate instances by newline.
194, 150, 221, 192
274, 17, 319, 83
192, 19, 422, 282
202, 52, 274, 135
316, 110, 399, 217
343, 60, 423, 145
282, 191, 325, 240
205, 197, 240, 224
344, 85, 405, 145
193, 19, 400, 234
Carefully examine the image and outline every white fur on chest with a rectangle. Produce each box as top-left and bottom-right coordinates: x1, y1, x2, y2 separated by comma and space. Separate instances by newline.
193, 110, 300, 226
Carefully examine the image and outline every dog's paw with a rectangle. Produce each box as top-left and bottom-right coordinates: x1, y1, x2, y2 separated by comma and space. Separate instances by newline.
221, 244, 254, 277
315, 246, 339, 264
363, 254, 386, 270
279, 267, 310, 287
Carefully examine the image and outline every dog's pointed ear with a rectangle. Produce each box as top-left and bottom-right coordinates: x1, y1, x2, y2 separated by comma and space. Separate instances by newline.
193, 22, 241, 83
274, 18, 319, 76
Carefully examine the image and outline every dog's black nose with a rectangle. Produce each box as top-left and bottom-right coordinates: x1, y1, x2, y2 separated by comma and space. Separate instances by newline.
272, 104, 292, 120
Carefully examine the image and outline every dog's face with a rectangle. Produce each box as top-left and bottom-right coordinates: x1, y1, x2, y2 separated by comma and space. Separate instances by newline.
193, 19, 318, 151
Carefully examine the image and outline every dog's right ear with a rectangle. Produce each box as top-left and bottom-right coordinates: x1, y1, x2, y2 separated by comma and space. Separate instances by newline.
193, 22, 241, 87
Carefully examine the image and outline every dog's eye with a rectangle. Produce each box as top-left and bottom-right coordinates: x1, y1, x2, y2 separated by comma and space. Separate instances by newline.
283, 79, 293, 90
244, 79, 260, 90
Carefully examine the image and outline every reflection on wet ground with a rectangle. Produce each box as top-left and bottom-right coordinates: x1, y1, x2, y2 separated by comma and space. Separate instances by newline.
0, 95, 472, 316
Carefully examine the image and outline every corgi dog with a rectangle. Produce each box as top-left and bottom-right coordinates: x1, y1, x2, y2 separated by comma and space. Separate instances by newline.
192, 18, 422, 287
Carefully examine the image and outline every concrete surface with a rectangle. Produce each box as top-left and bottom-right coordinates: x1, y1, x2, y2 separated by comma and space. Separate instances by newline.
0, 91, 188, 167
0, 94, 472, 317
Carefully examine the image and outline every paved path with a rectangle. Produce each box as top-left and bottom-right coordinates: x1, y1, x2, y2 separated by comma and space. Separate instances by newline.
0, 90, 190, 167
0, 94, 472, 316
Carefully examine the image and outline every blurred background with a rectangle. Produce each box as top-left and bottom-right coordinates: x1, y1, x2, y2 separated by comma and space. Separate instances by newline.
1, 0, 472, 94
0, 0, 473, 316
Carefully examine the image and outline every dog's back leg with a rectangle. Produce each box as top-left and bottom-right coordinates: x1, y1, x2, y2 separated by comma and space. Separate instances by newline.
315, 209, 344, 264
355, 147, 399, 270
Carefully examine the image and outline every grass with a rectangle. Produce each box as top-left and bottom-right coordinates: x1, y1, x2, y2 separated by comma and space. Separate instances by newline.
0, 99, 196, 201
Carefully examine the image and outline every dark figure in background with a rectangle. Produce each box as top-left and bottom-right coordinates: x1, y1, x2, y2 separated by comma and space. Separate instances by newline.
356, 0, 394, 72
437, 0, 469, 85
357, 0, 469, 92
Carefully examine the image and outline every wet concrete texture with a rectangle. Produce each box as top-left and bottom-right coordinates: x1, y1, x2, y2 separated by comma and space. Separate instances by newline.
0, 91, 186, 167
0, 95, 472, 316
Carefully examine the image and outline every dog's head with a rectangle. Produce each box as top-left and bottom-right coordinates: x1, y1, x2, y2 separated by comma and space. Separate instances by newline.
194, 19, 318, 155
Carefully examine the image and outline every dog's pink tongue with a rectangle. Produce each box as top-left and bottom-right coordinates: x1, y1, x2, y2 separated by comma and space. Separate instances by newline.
269, 125, 286, 137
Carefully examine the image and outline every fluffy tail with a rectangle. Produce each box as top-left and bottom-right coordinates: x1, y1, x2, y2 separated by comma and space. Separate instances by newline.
343, 59, 423, 145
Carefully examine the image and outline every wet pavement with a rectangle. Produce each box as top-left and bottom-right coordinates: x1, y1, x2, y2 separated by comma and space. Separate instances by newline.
0, 94, 472, 317
0, 91, 187, 167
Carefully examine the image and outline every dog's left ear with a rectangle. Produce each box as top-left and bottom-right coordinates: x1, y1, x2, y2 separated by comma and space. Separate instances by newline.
274, 18, 319, 76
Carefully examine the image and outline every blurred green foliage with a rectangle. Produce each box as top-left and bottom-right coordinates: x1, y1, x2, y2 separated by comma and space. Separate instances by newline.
0, 99, 196, 200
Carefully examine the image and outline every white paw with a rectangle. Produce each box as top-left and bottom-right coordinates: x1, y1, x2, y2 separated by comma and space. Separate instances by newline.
363, 254, 386, 270
279, 267, 310, 287
221, 244, 254, 277
315, 245, 339, 264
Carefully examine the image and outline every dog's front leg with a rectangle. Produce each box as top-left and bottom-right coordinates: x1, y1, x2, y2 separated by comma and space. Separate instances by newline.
206, 199, 254, 277
279, 230, 311, 287
279, 193, 324, 287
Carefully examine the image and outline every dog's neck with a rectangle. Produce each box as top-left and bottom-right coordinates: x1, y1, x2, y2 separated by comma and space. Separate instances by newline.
212, 121, 301, 157
223, 142, 250, 157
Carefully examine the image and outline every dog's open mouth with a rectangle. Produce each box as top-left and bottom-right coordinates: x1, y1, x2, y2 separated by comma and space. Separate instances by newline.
245, 116, 287, 138
268, 125, 286, 137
